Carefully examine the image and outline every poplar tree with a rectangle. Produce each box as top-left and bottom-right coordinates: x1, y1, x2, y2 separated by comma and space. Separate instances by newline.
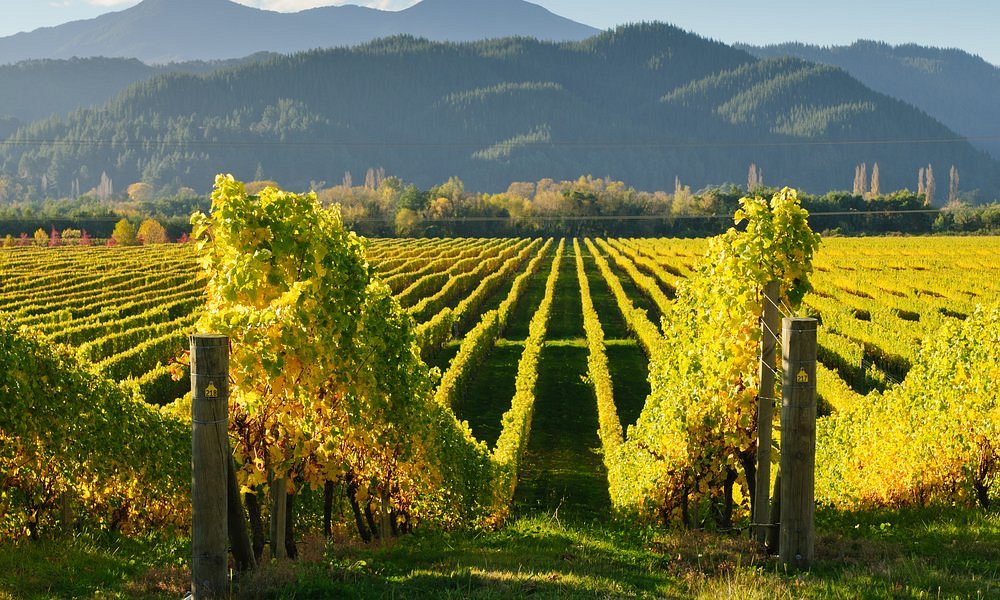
925, 164, 936, 207
949, 165, 960, 205
747, 163, 762, 193
853, 163, 868, 196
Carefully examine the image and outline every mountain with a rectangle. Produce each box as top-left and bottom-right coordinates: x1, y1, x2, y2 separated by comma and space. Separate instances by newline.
2, 24, 997, 199
0, 55, 276, 124
743, 41, 1000, 159
0, 0, 599, 65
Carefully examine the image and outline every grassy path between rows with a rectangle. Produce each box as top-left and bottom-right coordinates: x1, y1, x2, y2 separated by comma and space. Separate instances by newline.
451, 342, 521, 449
513, 343, 610, 522
605, 341, 649, 431
592, 240, 662, 327
512, 241, 612, 522
446, 240, 616, 522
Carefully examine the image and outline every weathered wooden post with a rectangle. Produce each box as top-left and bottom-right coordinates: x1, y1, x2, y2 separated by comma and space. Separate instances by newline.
754, 281, 780, 545
269, 478, 288, 560
779, 318, 817, 570
191, 334, 229, 597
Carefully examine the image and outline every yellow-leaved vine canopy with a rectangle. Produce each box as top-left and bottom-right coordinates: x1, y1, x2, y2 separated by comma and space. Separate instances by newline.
817, 304, 1000, 510
609, 188, 821, 525
192, 174, 495, 528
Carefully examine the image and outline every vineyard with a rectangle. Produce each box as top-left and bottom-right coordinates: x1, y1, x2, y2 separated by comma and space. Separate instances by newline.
1, 182, 998, 596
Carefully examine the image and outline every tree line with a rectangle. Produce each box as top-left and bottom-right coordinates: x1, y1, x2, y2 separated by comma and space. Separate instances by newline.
3, 173, 997, 240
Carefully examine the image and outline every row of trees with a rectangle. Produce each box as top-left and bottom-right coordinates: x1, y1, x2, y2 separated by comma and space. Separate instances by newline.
311, 174, 998, 237
852, 161, 970, 207
1, 218, 173, 247
3, 172, 999, 239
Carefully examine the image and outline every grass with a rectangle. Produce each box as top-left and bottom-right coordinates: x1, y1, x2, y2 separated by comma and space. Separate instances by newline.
455, 260, 521, 338
424, 342, 461, 374
605, 341, 650, 430
514, 344, 610, 522
592, 244, 662, 327
0, 531, 190, 599
543, 242, 584, 341
254, 508, 1000, 598
580, 245, 629, 339
502, 248, 554, 341
451, 342, 523, 448
18, 507, 994, 598
509, 242, 611, 520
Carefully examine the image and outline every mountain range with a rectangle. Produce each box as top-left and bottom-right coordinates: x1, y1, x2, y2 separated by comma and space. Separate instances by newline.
2, 23, 996, 200
0, 55, 278, 136
0, 0, 598, 65
5, 41, 996, 165
0, 2, 998, 201
743, 42, 1000, 160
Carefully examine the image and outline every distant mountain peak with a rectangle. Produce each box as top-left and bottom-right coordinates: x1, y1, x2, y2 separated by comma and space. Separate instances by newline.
411, 0, 542, 6
0, 0, 599, 65
133, 0, 238, 8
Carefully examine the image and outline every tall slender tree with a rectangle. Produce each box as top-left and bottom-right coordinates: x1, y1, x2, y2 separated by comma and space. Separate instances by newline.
853, 162, 869, 196
925, 164, 936, 207
98, 171, 113, 201
948, 165, 960, 205
747, 163, 762, 193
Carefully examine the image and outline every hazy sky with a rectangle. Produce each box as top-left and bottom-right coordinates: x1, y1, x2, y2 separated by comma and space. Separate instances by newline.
4, 0, 999, 65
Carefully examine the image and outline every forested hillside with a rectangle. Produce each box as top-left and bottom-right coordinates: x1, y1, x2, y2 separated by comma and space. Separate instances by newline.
0, 55, 274, 124
744, 41, 1000, 159
2, 24, 997, 198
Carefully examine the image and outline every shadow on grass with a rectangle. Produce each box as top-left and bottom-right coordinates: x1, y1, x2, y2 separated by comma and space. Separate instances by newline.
0, 531, 188, 600
544, 242, 583, 341
451, 342, 522, 448
503, 249, 555, 341
581, 244, 629, 339
605, 341, 649, 431
810, 505, 1000, 597
514, 344, 610, 522
319, 516, 685, 599
424, 342, 461, 375
592, 243, 662, 328
2, 497, 997, 599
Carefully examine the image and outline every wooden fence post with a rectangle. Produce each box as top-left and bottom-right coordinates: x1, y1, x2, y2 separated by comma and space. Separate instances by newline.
754, 281, 780, 544
191, 334, 229, 598
270, 478, 288, 560
779, 318, 817, 570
